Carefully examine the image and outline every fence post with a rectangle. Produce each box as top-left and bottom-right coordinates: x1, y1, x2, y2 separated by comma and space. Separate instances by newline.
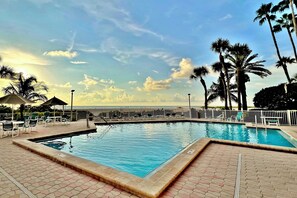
287, 110, 292, 126
86, 112, 90, 128
260, 110, 263, 125
212, 109, 214, 118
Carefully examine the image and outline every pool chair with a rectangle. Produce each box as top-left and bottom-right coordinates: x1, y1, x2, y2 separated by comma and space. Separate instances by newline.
29, 119, 38, 131
61, 115, 70, 125
1, 122, 18, 138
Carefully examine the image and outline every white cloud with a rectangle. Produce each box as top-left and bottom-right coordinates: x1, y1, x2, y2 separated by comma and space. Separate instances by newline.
99, 37, 179, 66
70, 61, 88, 65
219, 14, 232, 21
43, 50, 78, 59
138, 76, 173, 91
128, 81, 137, 85
171, 58, 194, 79
0, 48, 48, 66
50, 82, 72, 89
99, 79, 114, 84
153, 70, 159, 74
76, 1, 164, 40
78, 74, 98, 90
78, 74, 115, 90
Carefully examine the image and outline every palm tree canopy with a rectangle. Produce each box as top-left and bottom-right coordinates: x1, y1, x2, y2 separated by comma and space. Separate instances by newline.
211, 38, 230, 54
207, 77, 238, 104
0, 66, 16, 79
227, 43, 271, 78
272, 0, 297, 12
254, 3, 276, 25
276, 56, 295, 68
2, 72, 48, 102
190, 66, 209, 80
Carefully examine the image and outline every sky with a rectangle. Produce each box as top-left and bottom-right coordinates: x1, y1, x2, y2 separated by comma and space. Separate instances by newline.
0, 0, 297, 107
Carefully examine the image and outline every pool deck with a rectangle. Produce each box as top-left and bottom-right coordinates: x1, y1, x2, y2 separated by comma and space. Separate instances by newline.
0, 119, 297, 197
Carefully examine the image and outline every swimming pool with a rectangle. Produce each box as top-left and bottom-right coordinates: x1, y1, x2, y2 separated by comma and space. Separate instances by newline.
39, 122, 296, 177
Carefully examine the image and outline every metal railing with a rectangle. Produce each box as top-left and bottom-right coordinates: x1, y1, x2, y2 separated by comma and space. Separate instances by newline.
197, 109, 297, 126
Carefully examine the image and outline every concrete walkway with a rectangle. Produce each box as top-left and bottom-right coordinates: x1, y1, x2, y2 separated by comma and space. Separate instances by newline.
0, 120, 297, 197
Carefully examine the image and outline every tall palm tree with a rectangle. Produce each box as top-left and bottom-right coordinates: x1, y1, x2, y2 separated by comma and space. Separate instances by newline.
272, 0, 297, 38
211, 38, 232, 109
0, 66, 16, 79
3, 73, 48, 119
226, 43, 271, 110
274, 13, 297, 60
211, 62, 228, 109
254, 3, 285, 73
276, 56, 295, 83
207, 77, 238, 106
190, 66, 209, 109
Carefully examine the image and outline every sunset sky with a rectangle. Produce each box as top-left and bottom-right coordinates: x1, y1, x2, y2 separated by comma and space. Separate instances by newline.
0, 0, 296, 107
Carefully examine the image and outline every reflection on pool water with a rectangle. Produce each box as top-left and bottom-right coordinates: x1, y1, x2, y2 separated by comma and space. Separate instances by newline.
39, 122, 296, 177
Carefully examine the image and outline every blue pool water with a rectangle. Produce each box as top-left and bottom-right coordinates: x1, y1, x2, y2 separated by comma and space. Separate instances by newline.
39, 122, 296, 177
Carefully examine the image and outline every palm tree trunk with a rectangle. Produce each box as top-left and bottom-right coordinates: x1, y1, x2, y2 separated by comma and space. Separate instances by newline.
237, 71, 242, 110
20, 104, 25, 120
200, 78, 208, 109
220, 54, 230, 110
241, 80, 248, 110
287, 27, 297, 60
220, 72, 228, 110
267, 17, 282, 60
282, 64, 292, 83
223, 66, 232, 110
290, 0, 297, 39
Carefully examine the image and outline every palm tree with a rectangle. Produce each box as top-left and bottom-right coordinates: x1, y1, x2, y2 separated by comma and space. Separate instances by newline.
254, 3, 285, 74
211, 38, 232, 110
190, 66, 209, 109
272, 0, 297, 38
273, 13, 297, 60
207, 77, 238, 106
3, 73, 48, 119
226, 43, 271, 110
0, 66, 16, 79
211, 62, 228, 109
276, 56, 295, 83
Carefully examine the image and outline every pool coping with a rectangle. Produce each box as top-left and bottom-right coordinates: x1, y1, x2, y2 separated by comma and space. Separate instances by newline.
13, 120, 297, 198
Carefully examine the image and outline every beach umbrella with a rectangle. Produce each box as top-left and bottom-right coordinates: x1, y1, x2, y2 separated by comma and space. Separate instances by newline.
0, 93, 34, 120
41, 96, 67, 116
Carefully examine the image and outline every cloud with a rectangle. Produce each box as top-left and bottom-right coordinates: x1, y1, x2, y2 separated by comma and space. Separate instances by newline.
50, 82, 72, 89
78, 74, 115, 90
138, 76, 173, 91
219, 14, 232, 21
0, 48, 48, 66
76, 1, 164, 40
78, 74, 98, 90
171, 58, 194, 79
70, 61, 88, 65
152, 70, 159, 74
43, 50, 78, 59
99, 37, 180, 66
128, 81, 137, 85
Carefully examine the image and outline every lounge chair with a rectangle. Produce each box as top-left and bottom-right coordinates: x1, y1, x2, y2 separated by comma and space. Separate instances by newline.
61, 115, 70, 125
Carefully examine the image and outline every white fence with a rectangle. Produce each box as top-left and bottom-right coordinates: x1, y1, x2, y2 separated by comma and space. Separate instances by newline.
197, 109, 297, 126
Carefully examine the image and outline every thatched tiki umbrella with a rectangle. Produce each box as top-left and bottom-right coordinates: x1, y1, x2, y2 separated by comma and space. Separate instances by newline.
0, 93, 34, 120
41, 96, 67, 117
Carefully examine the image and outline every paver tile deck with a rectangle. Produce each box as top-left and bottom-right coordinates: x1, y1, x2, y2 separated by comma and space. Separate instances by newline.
0, 120, 296, 197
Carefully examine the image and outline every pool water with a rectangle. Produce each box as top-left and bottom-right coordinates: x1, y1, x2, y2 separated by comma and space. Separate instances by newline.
39, 122, 295, 177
